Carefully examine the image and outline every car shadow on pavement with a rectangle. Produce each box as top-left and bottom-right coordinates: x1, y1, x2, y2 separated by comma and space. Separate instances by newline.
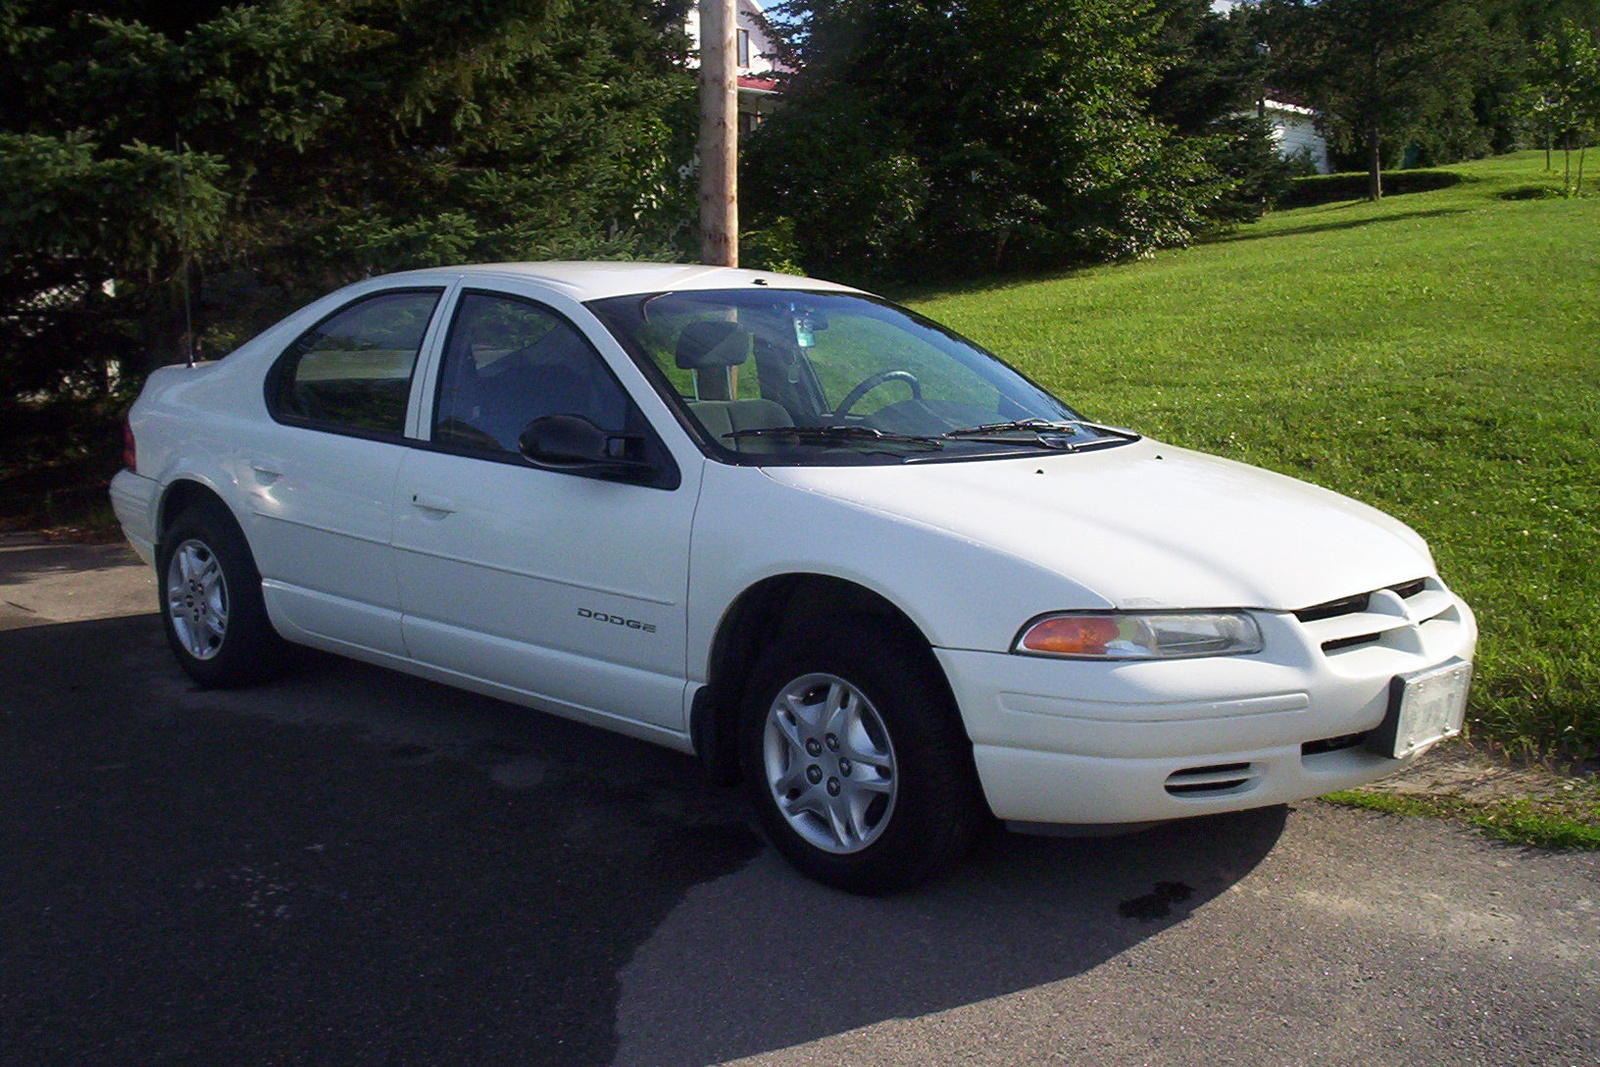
0, 614, 1286, 1067
1, 615, 759, 1067
612, 804, 1286, 1067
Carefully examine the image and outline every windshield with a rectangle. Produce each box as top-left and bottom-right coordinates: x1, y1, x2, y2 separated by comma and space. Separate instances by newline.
587, 288, 1131, 465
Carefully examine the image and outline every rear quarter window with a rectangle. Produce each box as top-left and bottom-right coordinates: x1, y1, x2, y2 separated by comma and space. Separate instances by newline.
267, 289, 443, 437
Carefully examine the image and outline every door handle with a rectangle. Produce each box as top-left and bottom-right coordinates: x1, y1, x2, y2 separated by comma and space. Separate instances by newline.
411, 492, 458, 515
246, 461, 284, 484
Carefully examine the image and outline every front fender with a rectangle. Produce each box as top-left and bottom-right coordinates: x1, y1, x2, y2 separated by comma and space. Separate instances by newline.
686, 464, 1108, 682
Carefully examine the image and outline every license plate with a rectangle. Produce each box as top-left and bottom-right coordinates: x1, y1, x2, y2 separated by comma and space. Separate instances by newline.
1369, 658, 1472, 759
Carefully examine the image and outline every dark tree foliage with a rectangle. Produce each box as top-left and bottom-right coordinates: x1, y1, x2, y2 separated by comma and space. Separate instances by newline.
0, 0, 695, 401
1496, 0, 1600, 45
1150, 0, 1267, 132
1248, 0, 1600, 170
1509, 2, 1600, 154
744, 0, 1229, 283
0, 0, 696, 523
1148, 0, 1300, 221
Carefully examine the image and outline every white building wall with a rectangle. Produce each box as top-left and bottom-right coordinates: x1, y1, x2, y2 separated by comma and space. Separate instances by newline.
687, 0, 788, 81
1263, 101, 1331, 174
688, 0, 789, 131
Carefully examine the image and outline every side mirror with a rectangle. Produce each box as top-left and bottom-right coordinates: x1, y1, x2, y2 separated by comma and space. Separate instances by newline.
518, 414, 653, 478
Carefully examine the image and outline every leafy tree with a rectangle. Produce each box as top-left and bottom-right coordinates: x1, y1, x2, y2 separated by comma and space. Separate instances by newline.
1520, 16, 1600, 192
1260, 0, 1492, 199
744, 0, 1229, 282
1149, 0, 1267, 132
0, 0, 694, 378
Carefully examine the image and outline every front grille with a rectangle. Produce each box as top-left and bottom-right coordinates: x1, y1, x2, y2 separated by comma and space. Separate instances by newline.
1165, 762, 1258, 796
1295, 591, 1370, 623
1392, 577, 1427, 599
1294, 577, 1457, 658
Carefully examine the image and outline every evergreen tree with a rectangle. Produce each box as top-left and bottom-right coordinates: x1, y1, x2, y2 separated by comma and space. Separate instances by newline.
0, 0, 697, 521
0, 0, 695, 395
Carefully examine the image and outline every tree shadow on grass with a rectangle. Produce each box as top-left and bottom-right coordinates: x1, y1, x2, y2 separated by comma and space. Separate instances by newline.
1214, 207, 1468, 244
883, 263, 1092, 305
887, 206, 1472, 305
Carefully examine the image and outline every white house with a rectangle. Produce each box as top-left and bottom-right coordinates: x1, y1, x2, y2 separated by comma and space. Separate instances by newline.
688, 0, 790, 135
1262, 99, 1331, 173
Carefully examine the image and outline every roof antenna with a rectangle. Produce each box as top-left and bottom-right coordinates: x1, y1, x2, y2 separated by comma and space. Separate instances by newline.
176, 136, 196, 367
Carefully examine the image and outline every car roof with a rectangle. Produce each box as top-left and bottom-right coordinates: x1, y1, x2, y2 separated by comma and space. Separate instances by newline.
377, 261, 864, 303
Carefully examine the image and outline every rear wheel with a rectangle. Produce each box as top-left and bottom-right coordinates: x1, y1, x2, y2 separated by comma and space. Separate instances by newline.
740, 617, 984, 894
158, 500, 285, 687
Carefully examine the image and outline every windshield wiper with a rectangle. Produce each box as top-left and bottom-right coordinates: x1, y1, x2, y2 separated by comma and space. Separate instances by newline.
942, 418, 1074, 436
939, 418, 1140, 449
722, 425, 945, 451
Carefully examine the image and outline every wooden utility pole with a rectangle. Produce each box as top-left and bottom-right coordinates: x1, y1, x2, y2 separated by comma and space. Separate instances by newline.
698, 0, 738, 267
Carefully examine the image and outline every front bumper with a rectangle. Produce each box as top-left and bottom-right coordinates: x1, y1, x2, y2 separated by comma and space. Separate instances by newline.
937, 580, 1477, 825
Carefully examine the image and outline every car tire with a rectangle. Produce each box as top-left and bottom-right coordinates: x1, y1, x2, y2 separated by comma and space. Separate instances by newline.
158, 499, 286, 688
739, 616, 985, 894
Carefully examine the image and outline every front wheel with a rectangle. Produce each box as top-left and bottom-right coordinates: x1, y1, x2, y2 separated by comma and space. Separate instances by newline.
158, 500, 285, 688
739, 618, 984, 894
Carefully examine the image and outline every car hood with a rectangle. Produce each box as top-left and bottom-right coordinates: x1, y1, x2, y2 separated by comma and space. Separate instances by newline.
760, 439, 1435, 612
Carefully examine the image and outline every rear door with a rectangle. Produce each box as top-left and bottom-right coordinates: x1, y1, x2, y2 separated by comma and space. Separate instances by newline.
392, 288, 700, 734
242, 286, 447, 655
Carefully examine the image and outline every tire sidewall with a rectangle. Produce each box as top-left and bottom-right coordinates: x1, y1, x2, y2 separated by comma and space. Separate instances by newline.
738, 618, 981, 894
157, 500, 282, 688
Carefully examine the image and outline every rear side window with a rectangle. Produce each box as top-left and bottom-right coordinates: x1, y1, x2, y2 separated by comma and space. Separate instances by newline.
268, 289, 443, 437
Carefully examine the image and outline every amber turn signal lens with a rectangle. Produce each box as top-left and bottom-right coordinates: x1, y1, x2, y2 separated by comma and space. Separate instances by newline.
1018, 615, 1122, 656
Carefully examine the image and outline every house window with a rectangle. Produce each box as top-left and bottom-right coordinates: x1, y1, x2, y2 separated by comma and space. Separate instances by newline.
736, 28, 750, 68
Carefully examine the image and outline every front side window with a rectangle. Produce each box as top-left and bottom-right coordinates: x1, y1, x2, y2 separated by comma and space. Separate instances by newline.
588, 289, 1131, 466
432, 291, 632, 455
268, 289, 442, 437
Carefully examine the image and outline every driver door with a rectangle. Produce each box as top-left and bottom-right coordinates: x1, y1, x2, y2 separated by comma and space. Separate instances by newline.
392, 290, 699, 734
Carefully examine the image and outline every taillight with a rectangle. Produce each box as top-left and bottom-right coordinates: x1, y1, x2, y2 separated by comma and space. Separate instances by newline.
122, 416, 137, 471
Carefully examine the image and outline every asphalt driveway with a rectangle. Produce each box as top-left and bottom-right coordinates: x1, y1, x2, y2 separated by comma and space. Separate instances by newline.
1, 541, 1595, 1066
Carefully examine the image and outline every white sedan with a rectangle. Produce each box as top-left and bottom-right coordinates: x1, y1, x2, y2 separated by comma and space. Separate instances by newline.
111, 262, 1476, 893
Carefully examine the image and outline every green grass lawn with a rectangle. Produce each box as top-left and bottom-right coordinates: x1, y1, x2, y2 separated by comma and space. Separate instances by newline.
903, 151, 1599, 764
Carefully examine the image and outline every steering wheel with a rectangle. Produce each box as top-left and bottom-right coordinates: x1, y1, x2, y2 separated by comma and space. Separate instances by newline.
834, 369, 923, 417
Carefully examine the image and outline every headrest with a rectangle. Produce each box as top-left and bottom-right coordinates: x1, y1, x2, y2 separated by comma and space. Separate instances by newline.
675, 320, 751, 370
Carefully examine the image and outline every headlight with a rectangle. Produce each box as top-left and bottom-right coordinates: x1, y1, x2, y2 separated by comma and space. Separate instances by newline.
1013, 612, 1263, 660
